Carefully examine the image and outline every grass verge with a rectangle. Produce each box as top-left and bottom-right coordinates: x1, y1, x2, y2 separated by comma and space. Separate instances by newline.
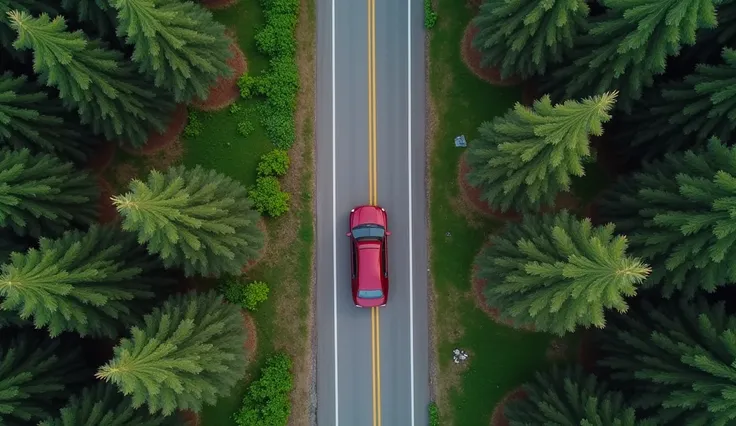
426, 1, 591, 425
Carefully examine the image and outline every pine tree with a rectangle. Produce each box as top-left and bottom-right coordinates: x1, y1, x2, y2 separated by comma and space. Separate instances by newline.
474, 211, 649, 335
113, 165, 264, 277
40, 383, 175, 426
0, 149, 98, 238
96, 290, 247, 415
543, 0, 719, 111
466, 92, 616, 213
0, 224, 169, 338
599, 138, 736, 298
0, 72, 98, 162
8, 11, 176, 147
471, 0, 589, 79
600, 297, 736, 426
0, 332, 85, 426
60, 0, 119, 38
0, 228, 28, 262
111, 0, 233, 103
0, 0, 57, 56
505, 364, 649, 426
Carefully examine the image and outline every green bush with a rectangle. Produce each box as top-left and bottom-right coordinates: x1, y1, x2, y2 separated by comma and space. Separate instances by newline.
183, 110, 203, 137
234, 353, 293, 426
237, 73, 257, 99
223, 279, 270, 311
237, 120, 255, 137
229, 103, 242, 114
424, 0, 437, 29
249, 176, 290, 217
429, 402, 440, 426
258, 149, 290, 177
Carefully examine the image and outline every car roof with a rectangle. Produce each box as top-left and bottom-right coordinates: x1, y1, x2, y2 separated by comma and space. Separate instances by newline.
357, 241, 381, 290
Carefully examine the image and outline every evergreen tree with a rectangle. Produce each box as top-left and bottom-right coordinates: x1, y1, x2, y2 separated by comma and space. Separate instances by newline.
60, 0, 119, 39
0, 228, 28, 263
471, 0, 589, 79
113, 165, 264, 277
0, 149, 98, 238
505, 364, 650, 426
599, 138, 736, 298
600, 297, 736, 426
544, 0, 719, 111
615, 48, 736, 161
0, 0, 57, 57
40, 383, 174, 426
0, 224, 169, 338
475, 211, 649, 335
0, 332, 85, 425
466, 92, 616, 213
96, 290, 247, 415
111, 0, 233, 103
0, 72, 98, 162
8, 11, 176, 148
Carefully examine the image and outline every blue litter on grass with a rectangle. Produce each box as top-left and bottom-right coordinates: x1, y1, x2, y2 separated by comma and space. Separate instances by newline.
454, 135, 467, 147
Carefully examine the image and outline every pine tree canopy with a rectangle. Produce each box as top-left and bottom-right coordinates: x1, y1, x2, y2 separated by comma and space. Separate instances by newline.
505, 364, 651, 426
0, 224, 168, 338
475, 211, 649, 335
466, 92, 616, 213
113, 165, 264, 277
0, 71, 98, 162
60, 0, 119, 38
600, 298, 736, 426
471, 0, 589, 79
8, 11, 176, 147
599, 138, 736, 298
0, 332, 85, 426
0, 228, 29, 263
544, 0, 719, 111
96, 290, 247, 415
111, 0, 233, 103
0, 148, 98, 238
40, 383, 175, 426
0, 0, 57, 54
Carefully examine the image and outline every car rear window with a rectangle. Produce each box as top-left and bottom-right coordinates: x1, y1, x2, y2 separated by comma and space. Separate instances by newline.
352, 224, 385, 240
358, 289, 383, 299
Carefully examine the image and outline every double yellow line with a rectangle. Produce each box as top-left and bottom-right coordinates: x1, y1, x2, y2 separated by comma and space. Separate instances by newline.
367, 0, 380, 424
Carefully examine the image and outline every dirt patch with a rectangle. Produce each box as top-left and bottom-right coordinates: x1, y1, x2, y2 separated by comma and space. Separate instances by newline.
191, 40, 247, 112
578, 330, 600, 373
490, 387, 527, 426
461, 23, 521, 86
241, 311, 258, 363
466, 0, 482, 13
472, 262, 536, 332
179, 410, 201, 426
97, 177, 119, 224
545, 338, 569, 361
122, 104, 187, 156
590, 133, 620, 181
200, 0, 238, 10
241, 218, 269, 274
457, 152, 521, 221
85, 142, 116, 175
521, 81, 539, 106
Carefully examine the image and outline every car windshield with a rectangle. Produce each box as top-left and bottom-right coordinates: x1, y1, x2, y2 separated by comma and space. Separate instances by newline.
351, 224, 385, 240
358, 289, 384, 299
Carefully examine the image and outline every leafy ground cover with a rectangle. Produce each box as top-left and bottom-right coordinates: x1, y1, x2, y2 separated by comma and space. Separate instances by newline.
426, 0, 595, 424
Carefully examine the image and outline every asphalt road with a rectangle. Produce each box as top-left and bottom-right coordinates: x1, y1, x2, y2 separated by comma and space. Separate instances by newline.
315, 0, 428, 423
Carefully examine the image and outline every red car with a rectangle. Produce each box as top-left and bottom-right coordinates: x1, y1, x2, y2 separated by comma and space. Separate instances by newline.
346, 205, 391, 307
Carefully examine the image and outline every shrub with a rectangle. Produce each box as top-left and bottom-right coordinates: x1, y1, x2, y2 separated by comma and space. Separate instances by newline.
424, 0, 437, 29
234, 352, 293, 426
183, 110, 203, 137
249, 176, 290, 217
229, 103, 242, 114
237, 120, 255, 137
429, 402, 440, 426
237, 73, 257, 99
222, 279, 270, 311
257, 149, 290, 177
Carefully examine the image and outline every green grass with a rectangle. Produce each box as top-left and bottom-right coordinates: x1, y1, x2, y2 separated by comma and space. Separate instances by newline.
427, 1, 594, 425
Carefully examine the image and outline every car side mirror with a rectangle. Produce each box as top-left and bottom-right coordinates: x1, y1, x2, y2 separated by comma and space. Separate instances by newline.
346, 232, 352, 237
385, 231, 391, 236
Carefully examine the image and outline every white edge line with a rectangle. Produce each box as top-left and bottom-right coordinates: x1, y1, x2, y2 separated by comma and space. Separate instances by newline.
331, 0, 339, 421
407, 0, 415, 423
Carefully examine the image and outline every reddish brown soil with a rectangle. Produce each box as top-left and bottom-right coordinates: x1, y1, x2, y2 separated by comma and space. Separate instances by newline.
490, 387, 528, 426
85, 141, 116, 175
521, 81, 539, 107
458, 152, 521, 221
461, 24, 522, 86
241, 311, 258, 363
578, 330, 600, 373
466, 0, 482, 13
241, 218, 268, 274
179, 410, 201, 426
191, 41, 247, 112
122, 104, 187, 156
472, 263, 536, 332
97, 177, 119, 225
199, 0, 238, 10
